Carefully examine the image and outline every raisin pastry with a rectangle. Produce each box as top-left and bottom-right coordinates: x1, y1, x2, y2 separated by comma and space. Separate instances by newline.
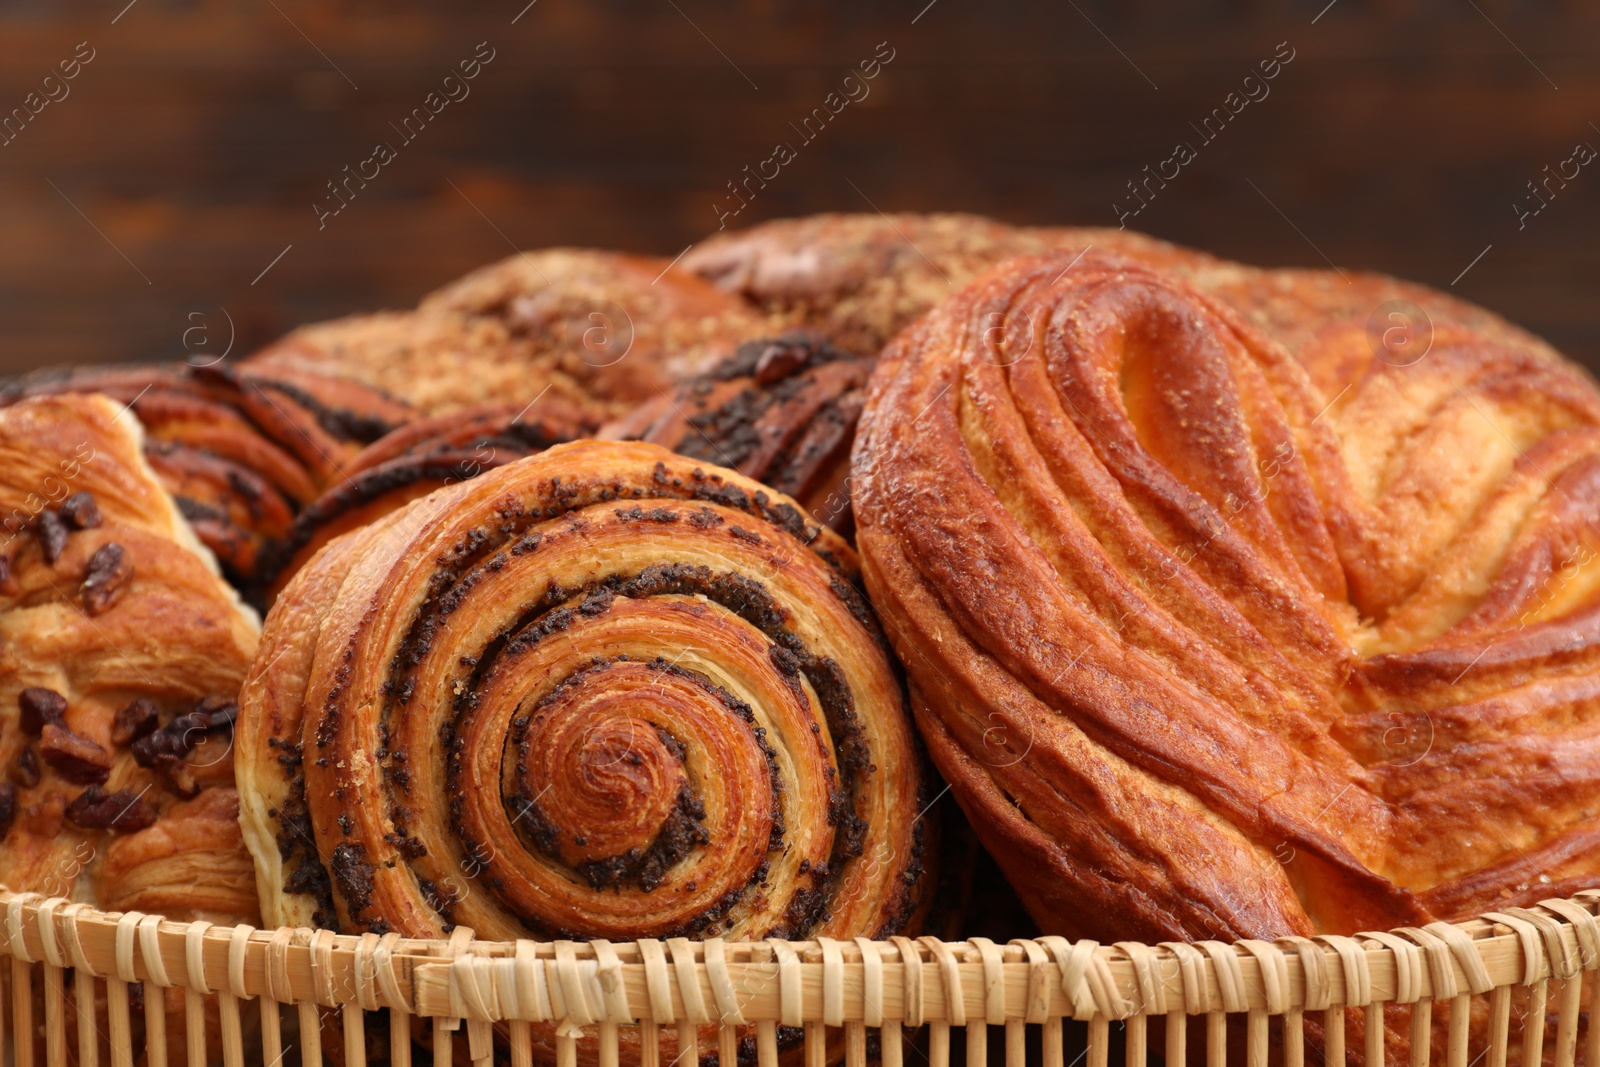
0, 393, 262, 1059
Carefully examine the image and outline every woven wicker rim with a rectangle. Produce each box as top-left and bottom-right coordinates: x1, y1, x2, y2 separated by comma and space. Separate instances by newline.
2, 887, 1597, 1027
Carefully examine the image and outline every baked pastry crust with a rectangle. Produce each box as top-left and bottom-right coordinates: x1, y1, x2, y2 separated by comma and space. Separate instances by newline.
0, 392, 260, 903
854, 249, 1600, 949
682, 212, 1214, 356
250, 250, 769, 418
257, 400, 593, 598
0, 394, 262, 1058
684, 213, 1562, 379
238, 440, 931, 1063
0, 363, 411, 590
238, 439, 929, 939
603, 334, 869, 536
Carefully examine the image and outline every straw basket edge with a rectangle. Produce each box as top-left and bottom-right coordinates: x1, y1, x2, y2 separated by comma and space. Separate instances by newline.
2, 887, 1599, 1067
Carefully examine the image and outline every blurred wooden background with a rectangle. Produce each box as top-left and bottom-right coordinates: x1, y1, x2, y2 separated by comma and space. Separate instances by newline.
0, 0, 1596, 373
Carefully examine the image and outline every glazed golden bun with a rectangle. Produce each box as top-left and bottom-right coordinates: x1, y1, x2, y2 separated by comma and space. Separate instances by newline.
854, 248, 1600, 946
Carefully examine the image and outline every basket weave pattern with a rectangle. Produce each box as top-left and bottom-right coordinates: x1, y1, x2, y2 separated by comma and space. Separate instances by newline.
1, 889, 1598, 1067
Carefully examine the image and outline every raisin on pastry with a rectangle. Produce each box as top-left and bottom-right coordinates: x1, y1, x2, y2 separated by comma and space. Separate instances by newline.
0, 393, 261, 1063
1, 362, 411, 591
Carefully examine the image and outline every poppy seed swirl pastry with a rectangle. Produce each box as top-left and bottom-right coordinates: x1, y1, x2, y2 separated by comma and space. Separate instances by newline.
853, 249, 1600, 948
238, 440, 932, 953
604, 334, 870, 537
257, 400, 595, 598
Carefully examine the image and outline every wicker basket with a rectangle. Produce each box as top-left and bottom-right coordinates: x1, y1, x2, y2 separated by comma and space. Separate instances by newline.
0, 888, 1597, 1067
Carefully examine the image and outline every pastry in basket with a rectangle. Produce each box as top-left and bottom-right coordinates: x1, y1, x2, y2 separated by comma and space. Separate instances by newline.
237, 440, 935, 1064
853, 246, 1600, 1058
856, 246, 1600, 939
682, 212, 1215, 356
256, 398, 594, 598
603, 334, 869, 537
0, 393, 262, 1059
248, 249, 769, 418
0, 362, 411, 590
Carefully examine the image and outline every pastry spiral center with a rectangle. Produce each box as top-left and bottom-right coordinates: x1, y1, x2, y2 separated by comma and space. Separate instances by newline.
478, 642, 781, 922
516, 699, 701, 882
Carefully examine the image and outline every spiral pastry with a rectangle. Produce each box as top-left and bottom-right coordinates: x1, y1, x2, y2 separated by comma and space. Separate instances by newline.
604, 335, 869, 537
258, 400, 594, 598
237, 440, 931, 948
855, 249, 1600, 953
0, 362, 411, 588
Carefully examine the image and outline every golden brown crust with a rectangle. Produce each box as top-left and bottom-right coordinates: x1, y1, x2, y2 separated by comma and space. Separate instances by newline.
97, 789, 261, 921
0, 394, 261, 1054
342, 398, 595, 474
251, 250, 768, 418
239, 439, 930, 935
258, 401, 595, 598
238, 440, 932, 1064
682, 212, 1217, 356
0, 363, 412, 589
853, 249, 1600, 953
1181, 261, 1565, 381
683, 213, 1561, 392
603, 334, 870, 537
246, 310, 589, 417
